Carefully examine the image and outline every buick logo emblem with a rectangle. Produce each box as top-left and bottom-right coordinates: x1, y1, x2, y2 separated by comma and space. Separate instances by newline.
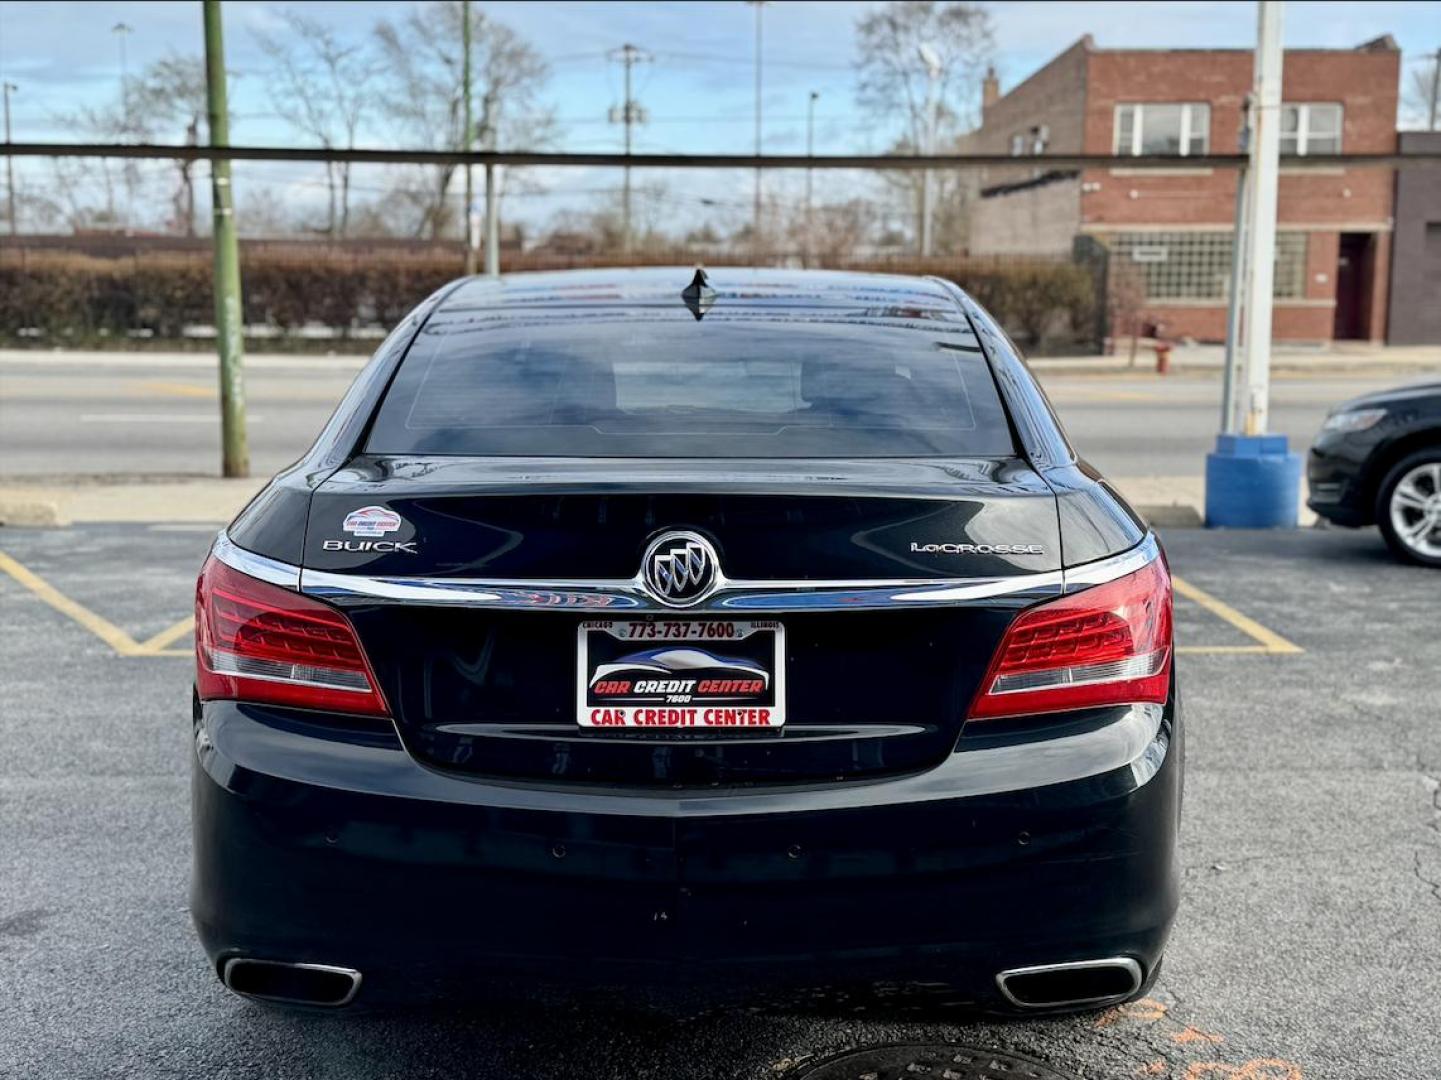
641, 531, 719, 607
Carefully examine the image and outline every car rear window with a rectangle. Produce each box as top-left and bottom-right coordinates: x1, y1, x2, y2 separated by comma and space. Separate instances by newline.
365, 316, 1015, 458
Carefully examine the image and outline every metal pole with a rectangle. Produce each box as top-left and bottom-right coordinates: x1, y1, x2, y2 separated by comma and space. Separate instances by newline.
920, 72, 937, 256
202, 0, 248, 479
3, 82, 16, 237
917, 45, 941, 257
1220, 97, 1253, 434
483, 161, 499, 276
462, 0, 476, 275
1220, 164, 1249, 433
805, 90, 818, 267
1238, 0, 1283, 437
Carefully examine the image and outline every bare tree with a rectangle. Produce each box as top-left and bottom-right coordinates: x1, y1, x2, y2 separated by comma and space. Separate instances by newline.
254, 12, 379, 237
854, 1, 994, 251
373, 1, 553, 239
127, 56, 208, 236
1403, 53, 1440, 130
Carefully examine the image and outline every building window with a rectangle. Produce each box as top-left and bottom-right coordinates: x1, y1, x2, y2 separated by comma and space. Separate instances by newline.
1113, 103, 1210, 156
1280, 103, 1342, 156
1108, 231, 1308, 300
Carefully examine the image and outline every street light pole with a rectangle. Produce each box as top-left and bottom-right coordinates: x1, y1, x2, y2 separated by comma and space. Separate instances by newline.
202, 0, 248, 479
805, 90, 818, 267
1204, 0, 1299, 529
1238, 0, 1283, 437
112, 21, 134, 229
1220, 97, 1252, 434
3, 82, 17, 237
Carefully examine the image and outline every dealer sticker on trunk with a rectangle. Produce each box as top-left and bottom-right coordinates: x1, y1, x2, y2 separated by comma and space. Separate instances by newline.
576, 620, 785, 729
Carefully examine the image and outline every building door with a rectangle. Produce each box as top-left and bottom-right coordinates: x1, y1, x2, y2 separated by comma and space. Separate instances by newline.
1333, 233, 1373, 340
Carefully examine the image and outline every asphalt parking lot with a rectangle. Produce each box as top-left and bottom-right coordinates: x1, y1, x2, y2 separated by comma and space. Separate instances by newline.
2, 523, 1438, 1080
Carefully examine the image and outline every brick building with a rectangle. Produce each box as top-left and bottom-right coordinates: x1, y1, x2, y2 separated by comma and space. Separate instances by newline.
962, 35, 1401, 344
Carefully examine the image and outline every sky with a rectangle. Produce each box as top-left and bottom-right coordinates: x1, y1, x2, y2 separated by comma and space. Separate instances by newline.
0, 0, 1436, 232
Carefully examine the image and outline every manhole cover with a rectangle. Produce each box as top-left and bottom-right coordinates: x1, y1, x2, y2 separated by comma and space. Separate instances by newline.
795, 1043, 1081, 1080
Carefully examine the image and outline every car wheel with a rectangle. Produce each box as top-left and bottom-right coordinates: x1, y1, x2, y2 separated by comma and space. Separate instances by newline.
1376, 449, 1441, 567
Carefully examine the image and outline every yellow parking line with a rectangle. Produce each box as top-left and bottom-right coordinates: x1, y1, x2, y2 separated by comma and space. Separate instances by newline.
137, 616, 195, 654
0, 549, 145, 656
1176, 644, 1272, 655
141, 380, 215, 399
1171, 575, 1303, 655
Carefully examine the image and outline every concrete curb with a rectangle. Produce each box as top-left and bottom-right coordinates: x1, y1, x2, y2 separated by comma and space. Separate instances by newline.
0, 499, 69, 527
0, 478, 264, 526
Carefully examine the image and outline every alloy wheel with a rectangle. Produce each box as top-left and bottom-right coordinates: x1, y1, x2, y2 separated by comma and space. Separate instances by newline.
1388, 461, 1441, 559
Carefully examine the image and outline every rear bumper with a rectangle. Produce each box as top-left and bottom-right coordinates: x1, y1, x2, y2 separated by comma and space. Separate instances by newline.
191, 698, 1182, 1009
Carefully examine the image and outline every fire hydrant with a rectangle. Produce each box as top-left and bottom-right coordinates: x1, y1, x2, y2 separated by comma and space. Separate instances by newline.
1153, 341, 1172, 375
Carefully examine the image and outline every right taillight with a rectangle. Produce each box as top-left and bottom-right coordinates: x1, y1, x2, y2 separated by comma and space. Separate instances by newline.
968, 555, 1172, 721
195, 554, 389, 717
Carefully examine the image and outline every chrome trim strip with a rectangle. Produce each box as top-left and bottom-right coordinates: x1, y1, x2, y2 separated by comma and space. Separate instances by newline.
300, 566, 1066, 611
221, 958, 362, 1008
223, 530, 1160, 611
212, 531, 301, 590
995, 957, 1143, 1010
1062, 534, 1161, 591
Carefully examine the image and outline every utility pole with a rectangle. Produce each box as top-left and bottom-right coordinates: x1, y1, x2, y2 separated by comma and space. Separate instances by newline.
462, 0, 476, 275
1238, 0, 1283, 437
3, 82, 16, 237
608, 43, 651, 254
918, 43, 942, 257
746, 0, 768, 258
805, 90, 818, 267
202, 0, 248, 479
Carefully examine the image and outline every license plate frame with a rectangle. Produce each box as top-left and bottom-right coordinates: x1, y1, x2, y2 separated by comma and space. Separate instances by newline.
575, 619, 786, 730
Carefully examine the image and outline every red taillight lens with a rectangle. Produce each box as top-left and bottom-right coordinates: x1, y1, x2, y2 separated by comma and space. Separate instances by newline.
968, 556, 1172, 720
195, 555, 388, 717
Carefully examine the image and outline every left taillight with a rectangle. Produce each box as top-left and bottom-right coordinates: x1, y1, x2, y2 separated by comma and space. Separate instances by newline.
194, 554, 389, 717
968, 554, 1173, 721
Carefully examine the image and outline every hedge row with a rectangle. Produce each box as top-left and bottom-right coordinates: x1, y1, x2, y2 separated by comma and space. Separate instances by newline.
0, 250, 1100, 349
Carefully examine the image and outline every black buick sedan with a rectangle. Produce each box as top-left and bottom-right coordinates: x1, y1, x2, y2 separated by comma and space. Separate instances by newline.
1307, 381, 1441, 567
192, 268, 1181, 1015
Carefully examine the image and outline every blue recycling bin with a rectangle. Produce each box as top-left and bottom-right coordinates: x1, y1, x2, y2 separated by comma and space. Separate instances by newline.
1204, 433, 1302, 528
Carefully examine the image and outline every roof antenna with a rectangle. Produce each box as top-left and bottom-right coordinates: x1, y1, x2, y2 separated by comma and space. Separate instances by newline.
681, 266, 716, 321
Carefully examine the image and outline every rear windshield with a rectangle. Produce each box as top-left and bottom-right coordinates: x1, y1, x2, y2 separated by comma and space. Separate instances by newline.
365, 315, 1014, 458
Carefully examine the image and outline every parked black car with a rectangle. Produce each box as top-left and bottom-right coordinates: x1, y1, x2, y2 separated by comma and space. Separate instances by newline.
192, 268, 1181, 1015
1307, 381, 1441, 566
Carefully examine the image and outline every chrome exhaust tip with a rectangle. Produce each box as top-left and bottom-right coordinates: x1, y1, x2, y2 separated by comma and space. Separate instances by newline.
221, 958, 362, 1007
995, 957, 1143, 1010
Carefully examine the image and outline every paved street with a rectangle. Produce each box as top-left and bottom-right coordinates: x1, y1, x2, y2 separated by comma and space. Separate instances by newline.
1, 350, 1435, 480
1, 524, 1438, 1080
